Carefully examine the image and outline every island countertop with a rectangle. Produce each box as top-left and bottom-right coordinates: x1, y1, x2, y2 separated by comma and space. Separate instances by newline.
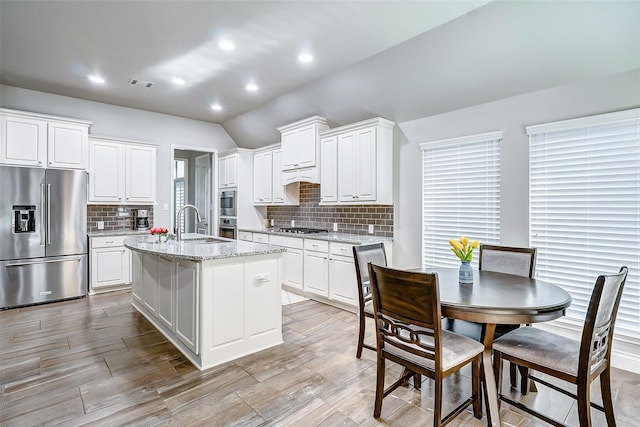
123, 233, 286, 261
238, 228, 393, 245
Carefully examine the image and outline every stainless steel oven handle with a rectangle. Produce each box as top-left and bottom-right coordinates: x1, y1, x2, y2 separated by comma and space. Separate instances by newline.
40, 183, 46, 245
6, 257, 82, 267
46, 183, 51, 245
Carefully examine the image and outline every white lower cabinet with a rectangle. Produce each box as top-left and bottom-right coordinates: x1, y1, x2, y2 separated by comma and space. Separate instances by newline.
329, 243, 358, 306
175, 259, 199, 354
157, 255, 174, 330
252, 233, 269, 244
131, 251, 282, 370
238, 231, 253, 242
131, 251, 143, 302
142, 253, 158, 315
270, 235, 303, 290
303, 239, 329, 297
89, 235, 131, 294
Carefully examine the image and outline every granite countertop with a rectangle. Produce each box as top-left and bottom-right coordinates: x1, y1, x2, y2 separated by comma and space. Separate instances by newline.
88, 230, 151, 237
238, 228, 393, 245
123, 233, 286, 261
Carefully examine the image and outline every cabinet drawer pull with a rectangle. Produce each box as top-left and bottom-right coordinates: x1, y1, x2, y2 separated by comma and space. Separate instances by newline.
105, 240, 114, 244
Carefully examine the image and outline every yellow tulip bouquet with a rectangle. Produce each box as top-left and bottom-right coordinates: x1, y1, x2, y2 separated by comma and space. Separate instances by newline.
448, 236, 479, 262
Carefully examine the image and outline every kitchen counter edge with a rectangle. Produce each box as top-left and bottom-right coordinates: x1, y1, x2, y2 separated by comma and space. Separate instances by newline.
123, 235, 286, 261
88, 230, 151, 237
238, 228, 392, 245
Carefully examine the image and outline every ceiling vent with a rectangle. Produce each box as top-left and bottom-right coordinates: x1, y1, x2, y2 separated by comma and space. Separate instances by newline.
128, 78, 154, 88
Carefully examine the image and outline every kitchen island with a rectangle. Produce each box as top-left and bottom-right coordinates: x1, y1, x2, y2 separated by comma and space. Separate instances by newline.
124, 234, 285, 371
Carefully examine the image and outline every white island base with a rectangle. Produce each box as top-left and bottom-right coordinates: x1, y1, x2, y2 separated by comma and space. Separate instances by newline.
130, 248, 283, 371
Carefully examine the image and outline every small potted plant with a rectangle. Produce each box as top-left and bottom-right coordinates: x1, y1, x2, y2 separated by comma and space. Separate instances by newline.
449, 236, 479, 284
150, 226, 169, 243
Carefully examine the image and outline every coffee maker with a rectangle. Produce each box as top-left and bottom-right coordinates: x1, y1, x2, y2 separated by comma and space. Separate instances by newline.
133, 209, 150, 230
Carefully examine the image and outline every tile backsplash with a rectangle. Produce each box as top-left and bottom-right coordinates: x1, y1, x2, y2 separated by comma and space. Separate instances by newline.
267, 183, 393, 237
87, 205, 154, 232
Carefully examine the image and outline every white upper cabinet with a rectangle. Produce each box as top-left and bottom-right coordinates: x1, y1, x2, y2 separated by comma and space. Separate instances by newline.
253, 145, 299, 206
253, 150, 273, 204
89, 135, 156, 204
320, 135, 338, 203
218, 153, 238, 188
0, 108, 91, 169
271, 149, 284, 203
89, 139, 125, 202
319, 117, 394, 205
277, 116, 329, 182
125, 144, 156, 203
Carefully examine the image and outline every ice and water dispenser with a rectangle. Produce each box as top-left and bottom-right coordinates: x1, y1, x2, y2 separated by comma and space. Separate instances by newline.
12, 205, 37, 233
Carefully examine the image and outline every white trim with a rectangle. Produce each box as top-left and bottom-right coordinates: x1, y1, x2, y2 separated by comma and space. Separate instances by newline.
525, 108, 640, 135
419, 131, 503, 150
170, 144, 219, 235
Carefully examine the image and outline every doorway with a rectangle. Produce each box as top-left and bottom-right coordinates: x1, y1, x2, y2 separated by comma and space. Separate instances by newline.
171, 146, 217, 236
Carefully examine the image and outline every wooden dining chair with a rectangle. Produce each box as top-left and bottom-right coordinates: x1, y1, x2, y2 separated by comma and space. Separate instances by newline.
493, 266, 628, 427
445, 244, 537, 391
368, 264, 484, 425
352, 243, 387, 358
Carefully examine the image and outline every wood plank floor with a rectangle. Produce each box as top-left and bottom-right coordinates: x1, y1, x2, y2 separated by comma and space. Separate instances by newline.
1, 290, 639, 426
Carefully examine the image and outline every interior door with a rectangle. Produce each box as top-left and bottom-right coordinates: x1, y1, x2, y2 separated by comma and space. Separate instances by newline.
195, 153, 212, 234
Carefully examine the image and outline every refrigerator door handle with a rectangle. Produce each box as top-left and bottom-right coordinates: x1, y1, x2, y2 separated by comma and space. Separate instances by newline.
6, 257, 83, 267
40, 183, 46, 246
46, 183, 51, 245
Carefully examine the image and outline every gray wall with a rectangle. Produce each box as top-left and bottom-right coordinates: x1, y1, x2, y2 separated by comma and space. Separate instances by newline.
0, 84, 237, 227
393, 69, 640, 268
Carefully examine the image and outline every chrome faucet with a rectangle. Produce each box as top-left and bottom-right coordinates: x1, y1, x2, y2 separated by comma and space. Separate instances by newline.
175, 204, 202, 241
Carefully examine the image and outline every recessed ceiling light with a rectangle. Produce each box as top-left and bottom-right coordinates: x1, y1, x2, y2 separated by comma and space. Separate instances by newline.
298, 53, 313, 63
219, 40, 235, 51
245, 83, 259, 92
210, 104, 222, 111
88, 74, 105, 84
171, 77, 186, 85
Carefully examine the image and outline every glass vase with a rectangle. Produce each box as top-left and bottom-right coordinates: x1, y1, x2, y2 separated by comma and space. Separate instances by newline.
459, 261, 473, 284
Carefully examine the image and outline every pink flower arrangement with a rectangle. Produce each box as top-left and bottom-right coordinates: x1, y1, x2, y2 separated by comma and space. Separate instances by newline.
150, 227, 168, 235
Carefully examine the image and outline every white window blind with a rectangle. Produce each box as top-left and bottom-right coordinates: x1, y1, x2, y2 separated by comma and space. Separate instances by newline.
420, 131, 502, 268
528, 109, 640, 341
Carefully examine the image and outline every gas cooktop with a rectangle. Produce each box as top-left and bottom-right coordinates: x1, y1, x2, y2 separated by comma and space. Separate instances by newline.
278, 227, 328, 234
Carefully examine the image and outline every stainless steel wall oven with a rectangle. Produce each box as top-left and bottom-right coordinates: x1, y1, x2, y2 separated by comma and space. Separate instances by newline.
219, 190, 236, 217
219, 217, 237, 240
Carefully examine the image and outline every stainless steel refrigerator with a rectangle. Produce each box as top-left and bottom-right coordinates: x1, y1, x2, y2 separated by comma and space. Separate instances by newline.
0, 166, 88, 309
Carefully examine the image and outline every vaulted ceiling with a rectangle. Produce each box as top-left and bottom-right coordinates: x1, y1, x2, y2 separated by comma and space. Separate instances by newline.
1, 1, 638, 148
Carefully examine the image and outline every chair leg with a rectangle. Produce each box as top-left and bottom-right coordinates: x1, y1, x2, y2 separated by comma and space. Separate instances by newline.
356, 313, 366, 358
510, 363, 518, 388
472, 356, 482, 419
576, 380, 593, 427
519, 366, 530, 395
434, 375, 443, 427
493, 351, 503, 409
600, 368, 617, 427
373, 356, 385, 418
413, 373, 422, 389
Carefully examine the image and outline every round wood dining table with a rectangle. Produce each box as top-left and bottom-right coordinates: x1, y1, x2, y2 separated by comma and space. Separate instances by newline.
411, 267, 572, 426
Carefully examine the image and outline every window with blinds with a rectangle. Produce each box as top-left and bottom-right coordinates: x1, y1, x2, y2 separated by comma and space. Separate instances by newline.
420, 131, 502, 268
528, 109, 640, 341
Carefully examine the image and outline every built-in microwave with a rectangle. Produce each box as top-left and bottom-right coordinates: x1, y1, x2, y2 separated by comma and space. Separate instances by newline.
219, 190, 236, 217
